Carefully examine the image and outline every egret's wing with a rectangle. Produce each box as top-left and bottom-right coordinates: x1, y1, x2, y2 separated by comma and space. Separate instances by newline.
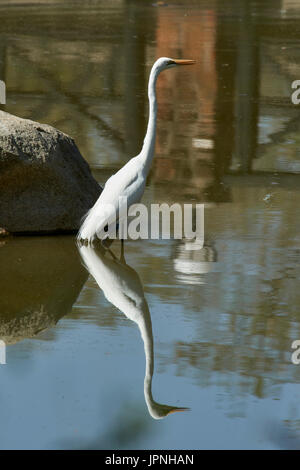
103, 157, 140, 197
103, 157, 146, 210
78, 157, 145, 241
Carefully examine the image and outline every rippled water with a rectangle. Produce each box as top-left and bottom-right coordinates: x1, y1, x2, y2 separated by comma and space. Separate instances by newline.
1, 0, 300, 449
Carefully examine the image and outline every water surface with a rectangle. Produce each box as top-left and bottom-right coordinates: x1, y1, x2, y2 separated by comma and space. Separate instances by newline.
1, 0, 300, 450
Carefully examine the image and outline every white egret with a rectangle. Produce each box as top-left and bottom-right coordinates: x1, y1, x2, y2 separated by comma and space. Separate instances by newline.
77, 57, 195, 245
78, 244, 188, 419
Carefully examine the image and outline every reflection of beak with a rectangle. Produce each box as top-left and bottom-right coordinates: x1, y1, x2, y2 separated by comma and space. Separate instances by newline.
167, 407, 190, 415
173, 59, 196, 65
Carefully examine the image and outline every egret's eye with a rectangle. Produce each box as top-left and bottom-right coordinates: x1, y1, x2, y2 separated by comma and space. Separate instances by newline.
166, 60, 175, 66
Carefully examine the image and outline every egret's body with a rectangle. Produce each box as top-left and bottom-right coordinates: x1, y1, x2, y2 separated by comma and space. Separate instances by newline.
77, 57, 195, 244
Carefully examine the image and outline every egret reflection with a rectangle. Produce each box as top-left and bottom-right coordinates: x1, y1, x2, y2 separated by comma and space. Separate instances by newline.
78, 244, 188, 419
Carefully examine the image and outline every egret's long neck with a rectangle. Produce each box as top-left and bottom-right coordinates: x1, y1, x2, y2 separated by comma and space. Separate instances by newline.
140, 65, 159, 174
139, 305, 155, 408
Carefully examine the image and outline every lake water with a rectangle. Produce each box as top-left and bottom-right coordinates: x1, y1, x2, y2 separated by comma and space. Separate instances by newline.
1, 0, 300, 450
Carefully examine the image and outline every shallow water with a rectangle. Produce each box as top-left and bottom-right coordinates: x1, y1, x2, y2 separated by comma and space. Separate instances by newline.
1, 0, 300, 449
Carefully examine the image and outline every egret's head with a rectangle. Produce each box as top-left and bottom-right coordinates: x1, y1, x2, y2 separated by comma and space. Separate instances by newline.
154, 57, 196, 72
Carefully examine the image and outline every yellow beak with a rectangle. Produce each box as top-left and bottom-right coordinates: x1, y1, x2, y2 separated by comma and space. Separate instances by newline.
173, 59, 196, 65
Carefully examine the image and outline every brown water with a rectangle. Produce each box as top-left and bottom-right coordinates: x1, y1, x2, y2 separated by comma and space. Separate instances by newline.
1, 0, 300, 450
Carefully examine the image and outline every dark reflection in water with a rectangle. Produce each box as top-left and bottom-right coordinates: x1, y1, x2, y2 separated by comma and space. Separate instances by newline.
0, 236, 87, 344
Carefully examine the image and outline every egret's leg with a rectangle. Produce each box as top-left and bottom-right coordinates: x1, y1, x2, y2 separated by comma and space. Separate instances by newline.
120, 239, 126, 264
107, 247, 118, 261
100, 239, 118, 260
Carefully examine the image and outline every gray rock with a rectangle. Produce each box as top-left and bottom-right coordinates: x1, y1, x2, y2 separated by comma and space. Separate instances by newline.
0, 111, 101, 233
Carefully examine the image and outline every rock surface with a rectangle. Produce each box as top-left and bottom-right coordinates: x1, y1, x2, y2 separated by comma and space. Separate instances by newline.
0, 111, 101, 233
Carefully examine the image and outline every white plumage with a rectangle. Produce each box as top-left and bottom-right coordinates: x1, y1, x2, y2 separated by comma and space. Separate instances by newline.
78, 244, 188, 419
77, 57, 195, 244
